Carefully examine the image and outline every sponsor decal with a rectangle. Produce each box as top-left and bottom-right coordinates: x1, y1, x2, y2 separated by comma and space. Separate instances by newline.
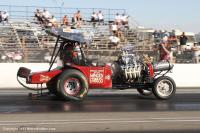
40, 75, 51, 82
105, 75, 111, 80
90, 70, 104, 84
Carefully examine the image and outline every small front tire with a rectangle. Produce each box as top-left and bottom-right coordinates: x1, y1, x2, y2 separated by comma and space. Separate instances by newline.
152, 76, 176, 100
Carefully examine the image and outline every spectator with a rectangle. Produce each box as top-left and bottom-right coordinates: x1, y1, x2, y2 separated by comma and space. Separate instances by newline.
153, 30, 158, 37
109, 35, 120, 48
159, 41, 171, 61
157, 30, 163, 40
117, 23, 125, 41
111, 22, 118, 36
63, 15, 69, 26
1, 11, 9, 24
179, 32, 188, 52
115, 13, 121, 25
121, 13, 129, 26
153, 30, 160, 45
49, 15, 58, 27
110, 22, 124, 41
97, 10, 104, 25
91, 12, 98, 22
192, 43, 200, 63
91, 12, 98, 27
34, 9, 43, 24
42, 9, 52, 20
171, 30, 176, 38
73, 10, 83, 28
73, 10, 82, 22
162, 30, 170, 43
168, 30, 177, 42
35, 9, 40, 18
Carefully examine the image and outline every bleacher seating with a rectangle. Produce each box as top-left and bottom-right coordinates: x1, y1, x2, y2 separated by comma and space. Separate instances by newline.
0, 21, 195, 63
0, 21, 157, 63
0, 5, 160, 63
0, 25, 20, 49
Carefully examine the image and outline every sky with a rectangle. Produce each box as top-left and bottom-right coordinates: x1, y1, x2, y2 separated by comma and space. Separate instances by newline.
0, 0, 199, 33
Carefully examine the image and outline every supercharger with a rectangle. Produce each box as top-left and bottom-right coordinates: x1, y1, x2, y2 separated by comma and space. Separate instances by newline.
120, 51, 142, 80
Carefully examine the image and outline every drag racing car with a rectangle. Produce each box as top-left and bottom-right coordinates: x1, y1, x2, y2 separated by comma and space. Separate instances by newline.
17, 28, 176, 101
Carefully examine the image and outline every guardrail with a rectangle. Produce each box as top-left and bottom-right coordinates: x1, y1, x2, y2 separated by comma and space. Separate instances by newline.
0, 5, 126, 22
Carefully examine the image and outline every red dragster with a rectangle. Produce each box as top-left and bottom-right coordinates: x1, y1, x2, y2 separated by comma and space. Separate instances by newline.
17, 28, 176, 101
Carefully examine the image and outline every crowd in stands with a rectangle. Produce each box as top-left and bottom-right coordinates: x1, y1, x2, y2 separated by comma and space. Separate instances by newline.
35, 9, 58, 27
34, 9, 130, 49
0, 11, 9, 24
34, 9, 129, 29
153, 30, 176, 45
0, 7, 199, 64
108, 13, 129, 48
90, 10, 104, 27
35, 9, 85, 28
115, 13, 129, 27
152, 30, 200, 63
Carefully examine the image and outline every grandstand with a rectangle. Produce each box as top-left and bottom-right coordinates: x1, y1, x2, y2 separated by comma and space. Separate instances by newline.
0, 5, 154, 63
0, 5, 197, 63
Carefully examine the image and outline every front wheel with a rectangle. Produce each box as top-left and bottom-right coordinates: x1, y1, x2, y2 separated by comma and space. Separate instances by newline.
152, 76, 176, 100
57, 69, 89, 101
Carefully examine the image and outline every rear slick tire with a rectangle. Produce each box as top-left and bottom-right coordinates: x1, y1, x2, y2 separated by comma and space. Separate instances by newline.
57, 69, 89, 101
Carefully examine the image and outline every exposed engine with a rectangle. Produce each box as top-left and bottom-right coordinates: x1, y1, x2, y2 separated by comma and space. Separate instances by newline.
119, 46, 142, 80
112, 45, 145, 83
112, 44, 174, 84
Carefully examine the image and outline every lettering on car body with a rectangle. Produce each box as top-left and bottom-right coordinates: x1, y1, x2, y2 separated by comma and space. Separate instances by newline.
90, 69, 104, 84
40, 75, 51, 82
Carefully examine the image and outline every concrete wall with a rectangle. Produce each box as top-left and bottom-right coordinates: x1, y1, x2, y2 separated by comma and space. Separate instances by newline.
0, 63, 200, 88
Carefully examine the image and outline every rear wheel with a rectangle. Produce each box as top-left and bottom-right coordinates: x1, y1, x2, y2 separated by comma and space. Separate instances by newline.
137, 88, 152, 96
152, 76, 176, 100
57, 69, 89, 101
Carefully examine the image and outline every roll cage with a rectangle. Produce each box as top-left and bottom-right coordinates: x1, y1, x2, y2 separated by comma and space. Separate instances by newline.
46, 28, 88, 71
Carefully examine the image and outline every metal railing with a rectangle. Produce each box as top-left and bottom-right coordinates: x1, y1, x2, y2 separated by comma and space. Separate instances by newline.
0, 5, 126, 23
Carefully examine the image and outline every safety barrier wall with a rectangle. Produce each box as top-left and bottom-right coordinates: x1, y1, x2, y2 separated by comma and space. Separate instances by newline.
0, 63, 200, 88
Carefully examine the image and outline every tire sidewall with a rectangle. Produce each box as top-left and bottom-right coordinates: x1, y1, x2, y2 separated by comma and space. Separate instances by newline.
153, 76, 176, 100
57, 69, 88, 101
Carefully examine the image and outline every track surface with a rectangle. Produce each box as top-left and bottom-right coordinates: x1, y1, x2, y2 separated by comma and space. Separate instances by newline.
0, 88, 200, 133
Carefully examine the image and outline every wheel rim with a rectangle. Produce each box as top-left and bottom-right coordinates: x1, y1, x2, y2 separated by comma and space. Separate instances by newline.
64, 78, 81, 96
156, 79, 173, 97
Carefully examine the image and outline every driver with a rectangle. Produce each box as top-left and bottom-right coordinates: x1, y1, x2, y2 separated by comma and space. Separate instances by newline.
60, 42, 80, 66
